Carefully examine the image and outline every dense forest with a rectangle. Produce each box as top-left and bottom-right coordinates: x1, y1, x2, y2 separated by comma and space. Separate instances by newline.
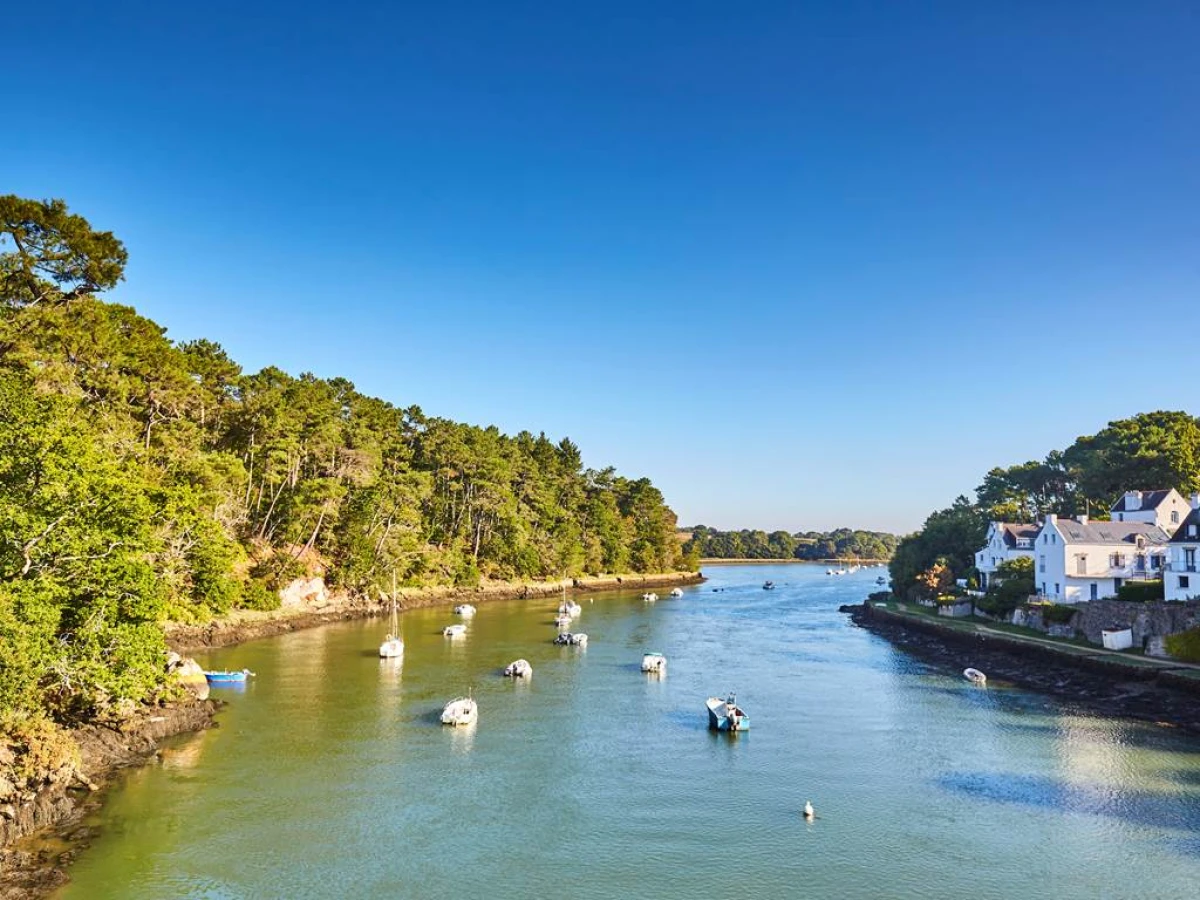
0, 196, 687, 726
684, 526, 899, 561
889, 411, 1200, 598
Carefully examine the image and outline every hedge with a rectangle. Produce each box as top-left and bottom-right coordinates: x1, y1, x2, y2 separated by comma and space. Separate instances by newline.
1165, 627, 1200, 664
1116, 580, 1164, 603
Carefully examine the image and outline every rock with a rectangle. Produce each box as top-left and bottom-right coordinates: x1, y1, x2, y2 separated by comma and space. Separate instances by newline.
0, 803, 15, 820
280, 576, 328, 609
0, 777, 14, 801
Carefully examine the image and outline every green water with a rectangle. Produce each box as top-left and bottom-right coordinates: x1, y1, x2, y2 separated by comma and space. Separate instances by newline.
59, 565, 1200, 899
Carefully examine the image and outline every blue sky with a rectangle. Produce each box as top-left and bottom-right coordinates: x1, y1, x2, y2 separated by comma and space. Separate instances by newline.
7, 2, 1199, 533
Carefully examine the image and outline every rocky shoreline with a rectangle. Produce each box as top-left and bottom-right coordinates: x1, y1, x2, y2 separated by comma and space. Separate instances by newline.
166, 570, 705, 652
1, 699, 218, 900
843, 602, 1200, 734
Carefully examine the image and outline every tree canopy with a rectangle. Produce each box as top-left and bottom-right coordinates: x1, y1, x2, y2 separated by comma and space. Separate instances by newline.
0, 196, 687, 726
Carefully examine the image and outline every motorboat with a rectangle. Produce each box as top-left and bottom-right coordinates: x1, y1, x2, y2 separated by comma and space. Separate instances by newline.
706, 692, 750, 732
669, 588, 683, 598
204, 668, 254, 684
641, 652, 667, 674
441, 696, 478, 726
762, 581, 775, 590
554, 632, 588, 647
964, 668, 987, 685
443, 623, 467, 637
454, 604, 477, 617
504, 659, 533, 678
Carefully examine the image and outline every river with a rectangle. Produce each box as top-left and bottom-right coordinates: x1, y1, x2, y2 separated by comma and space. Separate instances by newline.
58, 564, 1200, 899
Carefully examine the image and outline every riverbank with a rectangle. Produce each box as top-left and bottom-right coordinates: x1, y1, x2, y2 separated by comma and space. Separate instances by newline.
166, 570, 704, 653
1, 699, 218, 900
845, 600, 1200, 733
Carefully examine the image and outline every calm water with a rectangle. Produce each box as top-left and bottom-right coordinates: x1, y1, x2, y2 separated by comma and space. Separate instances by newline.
59, 564, 1200, 899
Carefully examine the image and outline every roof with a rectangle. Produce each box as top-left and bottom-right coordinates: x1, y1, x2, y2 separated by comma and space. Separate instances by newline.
1170, 508, 1200, 544
1110, 489, 1176, 513
997, 523, 1040, 548
1051, 519, 1170, 547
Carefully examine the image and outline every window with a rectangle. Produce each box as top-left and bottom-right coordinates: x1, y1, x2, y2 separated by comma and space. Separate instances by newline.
1076, 555, 1087, 575
1054, 583, 1060, 595
1152, 555, 1163, 570
1110, 553, 1125, 568
1186, 548, 1196, 571
1136, 553, 1146, 572
1039, 555, 1046, 573
1172, 510, 1180, 524
1052, 534, 1057, 544
1182, 576, 1191, 590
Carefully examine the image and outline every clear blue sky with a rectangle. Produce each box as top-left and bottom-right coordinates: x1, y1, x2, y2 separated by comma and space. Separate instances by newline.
8, 2, 1199, 534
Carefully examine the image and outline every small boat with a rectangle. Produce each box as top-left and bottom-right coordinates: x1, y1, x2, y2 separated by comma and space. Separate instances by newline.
706, 692, 750, 732
669, 588, 683, 598
379, 574, 404, 657
558, 600, 582, 616
454, 604, 477, 617
441, 696, 478, 726
875, 576, 886, 585
762, 581, 775, 590
554, 632, 589, 647
443, 623, 467, 637
554, 613, 573, 628
642, 592, 658, 602
963, 668, 987, 685
504, 659, 533, 678
641, 652, 667, 674
204, 668, 254, 684
826, 569, 834, 576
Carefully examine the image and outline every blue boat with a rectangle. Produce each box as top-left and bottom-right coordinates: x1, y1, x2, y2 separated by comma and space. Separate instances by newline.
204, 668, 254, 685
706, 693, 750, 731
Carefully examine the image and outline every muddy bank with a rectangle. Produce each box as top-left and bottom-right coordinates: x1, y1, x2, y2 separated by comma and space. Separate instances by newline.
167, 571, 704, 653
844, 603, 1200, 734
1, 698, 218, 899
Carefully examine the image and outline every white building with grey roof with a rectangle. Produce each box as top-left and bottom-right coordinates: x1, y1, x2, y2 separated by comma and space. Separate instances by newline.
1035, 513, 1170, 603
1110, 488, 1191, 532
1166, 494, 1200, 602
974, 522, 1039, 590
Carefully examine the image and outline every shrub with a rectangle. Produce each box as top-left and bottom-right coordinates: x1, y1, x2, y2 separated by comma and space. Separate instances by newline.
1041, 603, 1077, 625
1117, 580, 1164, 603
1165, 627, 1200, 664
240, 579, 281, 612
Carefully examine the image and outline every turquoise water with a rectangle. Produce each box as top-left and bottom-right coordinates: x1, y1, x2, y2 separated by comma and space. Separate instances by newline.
59, 564, 1200, 899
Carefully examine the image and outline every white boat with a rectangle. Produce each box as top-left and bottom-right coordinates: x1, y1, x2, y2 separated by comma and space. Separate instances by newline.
669, 588, 683, 598
454, 604, 477, 617
378, 574, 404, 658
706, 693, 750, 732
641, 652, 667, 674
554, 632, 588, 646
443, 623, 467, 637
963, 668, 987, 685
558, 600, 582, 616
826, 569, 834, 576
642, 592, 658, 602
441, 696, 478, 726
504, 659, 533, 678
554, 613, 573, 628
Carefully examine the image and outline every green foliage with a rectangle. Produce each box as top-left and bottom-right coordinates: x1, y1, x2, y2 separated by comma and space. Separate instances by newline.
1040, 603, 1077, 625
888, 497, 987, 599
0, 195, 687, 726
1116, 580, 1165, 603
1165, 627, 1200, 664
976, 557, 1036, 617
684, 526, 899, 562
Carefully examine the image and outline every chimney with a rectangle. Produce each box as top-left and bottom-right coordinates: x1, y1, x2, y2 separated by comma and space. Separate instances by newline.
1124, 490, 1142, 511
1046, 514, 1057, 525
1078, 515, 1089, 525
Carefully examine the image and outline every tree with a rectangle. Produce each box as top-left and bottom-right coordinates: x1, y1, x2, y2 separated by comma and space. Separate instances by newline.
0, 196, 127, 309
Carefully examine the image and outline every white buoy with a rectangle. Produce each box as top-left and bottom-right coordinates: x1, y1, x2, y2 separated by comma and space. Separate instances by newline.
804, 800, 814, 820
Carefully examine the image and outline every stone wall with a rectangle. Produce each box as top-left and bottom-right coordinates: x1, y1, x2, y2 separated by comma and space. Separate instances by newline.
1072, 599, 1200, 647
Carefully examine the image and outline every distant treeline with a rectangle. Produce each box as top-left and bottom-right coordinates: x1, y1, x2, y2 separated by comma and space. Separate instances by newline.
684, 527, 899, 561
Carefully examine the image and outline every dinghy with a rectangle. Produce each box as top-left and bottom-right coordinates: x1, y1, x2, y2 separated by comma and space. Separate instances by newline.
641, 652, 667, 674
443, 623, 467, 637
204, 668, 254, 684
963, 668, 987, 685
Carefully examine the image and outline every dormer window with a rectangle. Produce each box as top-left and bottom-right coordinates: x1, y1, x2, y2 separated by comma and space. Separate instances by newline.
1136, 536, 1146, 550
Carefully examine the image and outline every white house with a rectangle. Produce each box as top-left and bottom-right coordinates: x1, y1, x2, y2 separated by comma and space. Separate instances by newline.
1166, 494, 1200, 602
1035, 513, 1170, 604
1110, 489, 1192, 532
974, 522, 1038, 590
